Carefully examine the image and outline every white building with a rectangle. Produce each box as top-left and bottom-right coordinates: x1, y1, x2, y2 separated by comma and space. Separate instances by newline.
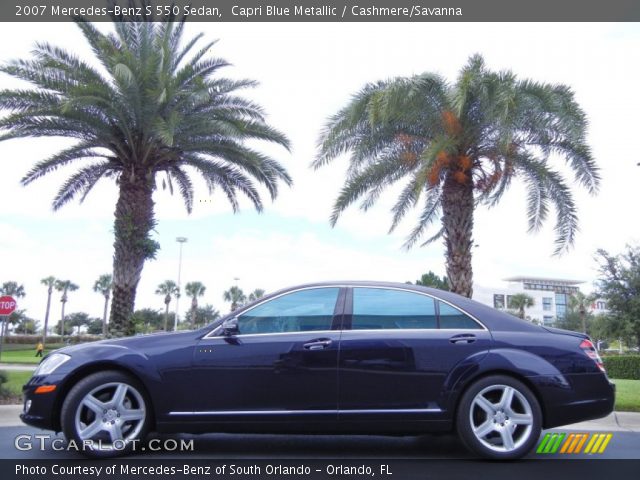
472, 276, 604, 325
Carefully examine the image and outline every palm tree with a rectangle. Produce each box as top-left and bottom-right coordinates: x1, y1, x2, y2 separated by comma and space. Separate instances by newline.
40, 276, 57, 345
223, 286, 246, 312
93, 274, 112, 337
569, 291, 597, 333
314, 55, 599, 297
185, 281, 206, 328
54, 280, 78, 336
156, 280, 178, 331
508, 293, 535, 320
0, 16, 291, 336
248, 289, 265, 302
0, 282, 26, 339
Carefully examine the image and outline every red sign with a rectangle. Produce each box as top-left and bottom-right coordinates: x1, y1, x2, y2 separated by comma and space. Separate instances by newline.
0, 296, 17, 315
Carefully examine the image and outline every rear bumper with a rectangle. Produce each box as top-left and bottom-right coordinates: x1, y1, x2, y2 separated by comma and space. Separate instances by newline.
531, 373, 615, 429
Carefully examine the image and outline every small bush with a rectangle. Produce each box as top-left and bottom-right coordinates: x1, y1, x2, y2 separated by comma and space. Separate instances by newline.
0, 370, 9, 398
602, 355, 640, 380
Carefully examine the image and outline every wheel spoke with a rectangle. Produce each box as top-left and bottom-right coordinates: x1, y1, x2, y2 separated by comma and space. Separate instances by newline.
474, 395, 496, 415
499, 386, 515, 410
111, 384, 128, 409
108, 422, 124, 443
500, 427, 515, 450
82, 395, 107, 415
509, 412, 532, 425
120, 408, 145, 422
473, 420, 495, 438
79, 420, 104, 440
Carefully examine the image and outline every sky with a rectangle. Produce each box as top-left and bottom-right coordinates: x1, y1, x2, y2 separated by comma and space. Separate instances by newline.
0, 22, 639, 323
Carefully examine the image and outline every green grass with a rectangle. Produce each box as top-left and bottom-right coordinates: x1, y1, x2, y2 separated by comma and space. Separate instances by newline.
3, 371, 33, 396
611, 379, 640, 412
0, 349, 51, 364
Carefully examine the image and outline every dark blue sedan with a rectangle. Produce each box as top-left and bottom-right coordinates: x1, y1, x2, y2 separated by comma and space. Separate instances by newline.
21, 282, 614, 459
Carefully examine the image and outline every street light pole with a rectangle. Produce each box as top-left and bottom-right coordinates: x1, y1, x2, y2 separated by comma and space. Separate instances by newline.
174, 237, 188, 331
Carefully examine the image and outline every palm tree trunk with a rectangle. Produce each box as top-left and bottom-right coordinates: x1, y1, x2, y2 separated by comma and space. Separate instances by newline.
441, 173, 475, 298
102, 294, 109, 337
42, 287, 52, 346
109, 170, 156, 337
163, 302, 170, 331
59, 300, 66, 336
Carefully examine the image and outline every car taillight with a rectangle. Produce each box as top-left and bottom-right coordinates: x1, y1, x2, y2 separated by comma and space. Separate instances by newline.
580, 339, 606, 373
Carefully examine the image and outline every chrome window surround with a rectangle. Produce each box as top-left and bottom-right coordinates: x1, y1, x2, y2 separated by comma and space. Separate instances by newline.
202, 284, 487, 340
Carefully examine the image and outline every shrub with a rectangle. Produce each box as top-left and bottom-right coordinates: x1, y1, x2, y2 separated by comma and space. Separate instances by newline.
602, 355, 640, 380
0, 370, 9, 398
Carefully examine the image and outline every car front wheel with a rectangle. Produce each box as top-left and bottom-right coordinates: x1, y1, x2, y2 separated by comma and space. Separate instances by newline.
456, 375, 542, 459
61, 370, 150, 457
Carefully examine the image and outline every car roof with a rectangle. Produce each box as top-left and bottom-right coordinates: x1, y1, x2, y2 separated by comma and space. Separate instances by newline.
265, 281, 542, 332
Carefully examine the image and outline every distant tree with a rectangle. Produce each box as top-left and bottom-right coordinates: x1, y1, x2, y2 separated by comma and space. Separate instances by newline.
595, 245, 640, 347
66, 312, 92, 336
568, 291, 597, 333
93, 274, 112, 337
156, 280, 179, 331
6, 309, 32, 334
86, 318, 104, 335
410, 271, 450, 291
185, 282, 206, 328
507, 293, 535, 320
40, 276, 57, 345
54, 280, 78, 336
194, 304, 220, 326
131, 308, 164, 334
0, 282, 26, 339
223, 286, 246, 312
248, 289, 266, 302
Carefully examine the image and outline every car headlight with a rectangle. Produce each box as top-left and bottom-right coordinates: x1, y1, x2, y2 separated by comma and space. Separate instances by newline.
34, 353, 71, 376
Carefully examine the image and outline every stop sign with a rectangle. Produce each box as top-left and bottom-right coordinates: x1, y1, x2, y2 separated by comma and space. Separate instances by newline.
0, 296, 17, 315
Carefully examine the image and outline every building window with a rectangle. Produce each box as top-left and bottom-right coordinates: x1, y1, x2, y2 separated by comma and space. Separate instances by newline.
555, 293, 567, 320
543, 316, 554, 325
596, 301, 606, 310
493, 294, 505, 309
543, 297, 552, 311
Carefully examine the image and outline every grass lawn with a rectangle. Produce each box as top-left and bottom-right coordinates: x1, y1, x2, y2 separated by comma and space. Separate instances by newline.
0, 349, 51, 364
611, 379, 640, 412
2, 370, 32, 396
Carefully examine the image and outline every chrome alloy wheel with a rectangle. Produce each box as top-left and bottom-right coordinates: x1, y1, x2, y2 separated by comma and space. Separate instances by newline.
469, 384, 534, 453
74, 382, 146, 450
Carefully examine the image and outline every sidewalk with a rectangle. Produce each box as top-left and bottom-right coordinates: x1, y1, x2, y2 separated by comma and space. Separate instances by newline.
0, 404, 639, 430
0, 363, 37, 371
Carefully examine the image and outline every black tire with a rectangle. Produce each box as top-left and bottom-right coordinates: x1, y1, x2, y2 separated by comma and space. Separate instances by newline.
61, 370, 151, 458
456, 375, 542, 460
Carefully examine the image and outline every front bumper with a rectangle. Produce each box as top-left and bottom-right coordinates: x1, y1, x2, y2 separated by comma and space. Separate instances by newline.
20, 373, 66, 431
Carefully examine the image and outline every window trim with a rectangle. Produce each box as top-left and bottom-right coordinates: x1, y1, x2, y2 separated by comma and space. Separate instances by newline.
345, 286, 487, 331
202, 286, 345, 339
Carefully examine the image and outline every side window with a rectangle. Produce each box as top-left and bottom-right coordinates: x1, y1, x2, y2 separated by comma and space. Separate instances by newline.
352, 288, 437, 330
438, 301, 482, 329
237, 288, 339, 335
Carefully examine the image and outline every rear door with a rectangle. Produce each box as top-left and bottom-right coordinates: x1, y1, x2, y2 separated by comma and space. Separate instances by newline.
338, 287, 491, 420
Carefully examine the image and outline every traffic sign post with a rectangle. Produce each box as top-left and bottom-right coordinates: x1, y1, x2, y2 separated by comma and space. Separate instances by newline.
0, 295, 17, 362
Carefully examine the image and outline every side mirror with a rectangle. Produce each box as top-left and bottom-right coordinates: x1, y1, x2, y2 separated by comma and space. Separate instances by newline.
221, 317, 239, 336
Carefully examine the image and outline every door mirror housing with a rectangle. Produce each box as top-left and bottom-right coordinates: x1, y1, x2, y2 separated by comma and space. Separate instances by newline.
221, 317, 239, 336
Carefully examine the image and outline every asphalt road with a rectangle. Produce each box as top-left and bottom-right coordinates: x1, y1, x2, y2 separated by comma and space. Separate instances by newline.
2, 426, 639, 460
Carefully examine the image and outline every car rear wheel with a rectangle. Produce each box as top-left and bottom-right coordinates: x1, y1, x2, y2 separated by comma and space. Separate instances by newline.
456, 375, 541, 459
61, 370, 150, 457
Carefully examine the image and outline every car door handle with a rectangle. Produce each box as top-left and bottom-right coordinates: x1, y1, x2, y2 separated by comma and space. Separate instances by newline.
449, 334, 477, 344
303, 339, 333, 350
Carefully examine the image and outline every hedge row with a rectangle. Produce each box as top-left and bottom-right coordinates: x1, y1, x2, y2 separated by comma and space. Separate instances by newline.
602, 355, 640, 380
1, 334, 101, 345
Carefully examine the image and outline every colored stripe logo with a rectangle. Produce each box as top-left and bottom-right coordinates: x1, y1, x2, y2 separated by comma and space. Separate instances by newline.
537, 433, 613, 454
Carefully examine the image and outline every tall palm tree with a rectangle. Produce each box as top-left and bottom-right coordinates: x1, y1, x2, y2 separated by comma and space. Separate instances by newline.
156, 280, 178, 331
314, 55, 599, 297
223, 286, 246, 312
508, 293, 535, 320
54, 280, 78, 336
0, 16, 291, 336
93, 274, 112, 337
40, 276, 57, 345
185, 281, 206, 328
569, 291, 597, 333
248, 288, 265, 302
0, 282, 26, 339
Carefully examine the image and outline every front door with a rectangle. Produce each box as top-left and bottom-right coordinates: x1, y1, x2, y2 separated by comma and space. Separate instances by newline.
191, 287, 344, 422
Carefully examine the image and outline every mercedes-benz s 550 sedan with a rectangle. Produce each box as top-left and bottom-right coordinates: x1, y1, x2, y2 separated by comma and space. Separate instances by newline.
21, 282, 615, 459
